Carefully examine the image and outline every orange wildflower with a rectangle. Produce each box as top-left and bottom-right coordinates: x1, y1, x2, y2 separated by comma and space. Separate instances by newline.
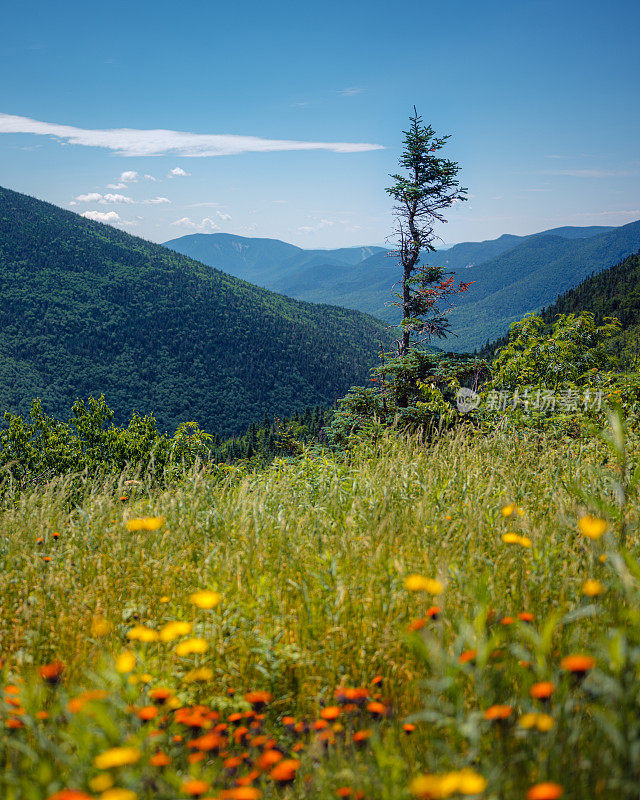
269, 759, 301, 784
530, 681, 555, 700
484, 704, 512, 721
560, 655, 595, 675
39, 660, 65, 685
526, 783, 563, 800
181, 779, 210, 797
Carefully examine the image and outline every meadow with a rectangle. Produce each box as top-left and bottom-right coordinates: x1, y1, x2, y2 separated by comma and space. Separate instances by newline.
2, 419, 640, 800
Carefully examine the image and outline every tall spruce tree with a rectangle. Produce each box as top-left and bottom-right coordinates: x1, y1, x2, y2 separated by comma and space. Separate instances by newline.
386, 109, 469, 366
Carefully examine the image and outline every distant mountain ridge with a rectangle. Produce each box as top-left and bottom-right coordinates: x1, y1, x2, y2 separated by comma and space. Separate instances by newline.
164, 224, 636, 352
0, 186, 392, 435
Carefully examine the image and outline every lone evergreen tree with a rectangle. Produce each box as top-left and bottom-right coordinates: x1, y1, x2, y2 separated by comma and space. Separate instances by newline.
386, 108, 470, 366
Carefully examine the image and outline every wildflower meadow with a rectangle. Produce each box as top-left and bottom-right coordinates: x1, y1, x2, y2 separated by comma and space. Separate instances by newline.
2, 411, 640, 800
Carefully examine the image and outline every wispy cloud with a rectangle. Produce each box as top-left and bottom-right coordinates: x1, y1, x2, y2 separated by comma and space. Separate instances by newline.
0, 112, 384, 157
338, 87, 363, 96
168, 167, 190, 177
143, 196, 171, 205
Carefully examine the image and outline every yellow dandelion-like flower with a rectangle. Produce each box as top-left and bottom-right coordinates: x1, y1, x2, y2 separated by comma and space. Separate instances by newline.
175, 638, 208, 657
457, 769, 488, 795
115, 651, 136, 674
578, 515, 607, 540
101, 790, 137, 800
535, 713, 554, 732
190, 590, 222, 609
94, 746, 141, 770
90, 774, 114, 792
404, 575, 444, 594
159, 621, 192, 642
125, 516, 166, 532
582, 579, 605, 597
126, 625, 158, 643
502, 533, 531, 548
91, 615, 112, 637
519, 713, 538, 729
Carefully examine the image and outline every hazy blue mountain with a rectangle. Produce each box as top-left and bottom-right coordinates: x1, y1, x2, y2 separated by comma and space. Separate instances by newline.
163, 224, 631, 353
446, 220, 640, 351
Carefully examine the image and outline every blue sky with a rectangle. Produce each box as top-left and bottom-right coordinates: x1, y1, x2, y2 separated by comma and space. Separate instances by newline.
1, 0, 638, 247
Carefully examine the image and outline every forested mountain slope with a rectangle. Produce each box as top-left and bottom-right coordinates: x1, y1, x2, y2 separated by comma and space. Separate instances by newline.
0, 186, 392, 435
165, 226, 628, 352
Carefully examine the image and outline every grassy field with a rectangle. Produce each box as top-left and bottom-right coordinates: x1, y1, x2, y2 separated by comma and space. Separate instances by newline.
2, 422, 640, 799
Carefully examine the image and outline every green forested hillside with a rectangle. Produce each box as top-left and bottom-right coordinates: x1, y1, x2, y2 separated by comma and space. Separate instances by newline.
542, 250, 640, 366
0, 186, 392, 435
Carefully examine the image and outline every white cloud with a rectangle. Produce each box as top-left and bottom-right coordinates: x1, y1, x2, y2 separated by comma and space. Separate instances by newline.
170, 216, 220, 230
106, 182, 127, 189
0, 112, 384, 157
143, 174, 157, 181
76, 192, 103, 202
168, 167, 190, 177
103, 193, 134, 203
143, 196, 171, 204
120, 170, 139, 182
81, 210, 121, 223
215, 210, 231, 221
75, 192, 134, 204
338, 87, 363, 96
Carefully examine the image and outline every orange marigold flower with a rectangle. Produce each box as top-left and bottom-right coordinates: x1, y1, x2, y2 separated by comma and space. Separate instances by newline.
518, 612, 534, 622
220, 788, 262, 800
403, 723, 416, 733
500, 616, 514, 625
6, 717, 24, 729
526, 783, 563, 800
320, 706, 341, 720
244, 691, 273, 709
137, 706, 159, 721
530, 681, 555, 700
39, 660, 65, 685
149, 751, 171, 767
560, 655, 595, 675
352, 729, 373, 744
269, 759, 301, 784
484, 704, 512, 721
336, 789, 352, 798
458, 649, 477, 665
148, 687, 173, 703
181, 779, 210, 797
408, 618, 426, 631
47, 792, 93, 800
367, 701, 387, 718
256, 749, 283, 770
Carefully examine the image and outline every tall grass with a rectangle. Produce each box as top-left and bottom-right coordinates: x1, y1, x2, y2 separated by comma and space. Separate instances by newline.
1, 424, 639, 798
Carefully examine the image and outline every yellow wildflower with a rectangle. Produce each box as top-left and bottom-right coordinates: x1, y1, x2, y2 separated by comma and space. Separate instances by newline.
190, 590, 222, 609
126, 625, 158, 643
175, 638, 208, 657
578, 515, 607, 540
404, 575, 444, 594
91, 615, 112, 637
125, 517, 166, 532
582, 579, 605, 597
94, 746, 141, 770
115, 651, 136, 673
159, 621, 192, 642
184, 667, 214, 682
90, 774, 114, 792
101, 790, 137, 800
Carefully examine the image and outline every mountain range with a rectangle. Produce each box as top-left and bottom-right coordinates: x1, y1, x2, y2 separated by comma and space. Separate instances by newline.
0, 186, 391, 435
165, 222, 640, 352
